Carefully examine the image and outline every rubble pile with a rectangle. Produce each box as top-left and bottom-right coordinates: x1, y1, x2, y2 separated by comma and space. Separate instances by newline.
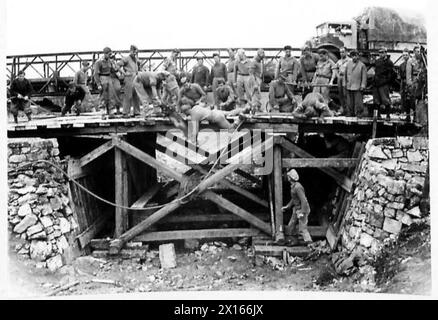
339, 136, 429, 261
8, 138, 79, 271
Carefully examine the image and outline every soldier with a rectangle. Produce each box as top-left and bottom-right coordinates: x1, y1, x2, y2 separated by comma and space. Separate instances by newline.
62, 82, 86, 116
399, 48, 413, 121
299, 46, 319, 98
9, 70, 33, 124
292, 92, 334, 120
133, 71, 170, 116
406, 45, 426, 121
226, 48, 237, 92
163, 49, 180, 75
247, 49, 265, 112
191, 57, 210, 91
268, 74, 296, 112
215, 78, 237, 111
275, 45, 300, 95
372, 47, 395, 120
282, 169, 313, 244
234, 48, 252, 106
73, 61, 94, 111
178, 74, 207, 109
344, 50, 367, 117
312, 49, 336, 104
180, 98, 249, 143
118, 45, 141, 117
94, 47, 121, 116
334, 47, 351, 114
210, 53, 228, 108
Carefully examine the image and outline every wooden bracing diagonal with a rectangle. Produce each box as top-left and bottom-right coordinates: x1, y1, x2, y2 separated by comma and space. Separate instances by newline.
280, 137, 353, 192
79, 140, 115, 167
108, 136, 274, 253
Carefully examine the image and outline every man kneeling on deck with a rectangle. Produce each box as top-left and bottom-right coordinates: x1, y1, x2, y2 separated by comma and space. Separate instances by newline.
62, 82, 86, 116
292, 92, 334, 120
282, 169, 313, 245
134, 71, 171, 117
179, 100, 250, 143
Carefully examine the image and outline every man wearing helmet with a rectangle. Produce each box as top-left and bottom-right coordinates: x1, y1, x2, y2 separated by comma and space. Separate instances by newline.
282, 169, 313, 244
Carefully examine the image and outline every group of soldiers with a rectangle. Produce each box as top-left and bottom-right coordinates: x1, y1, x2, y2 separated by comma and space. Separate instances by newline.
7, 45, 427, 246
9, 44, 426, 126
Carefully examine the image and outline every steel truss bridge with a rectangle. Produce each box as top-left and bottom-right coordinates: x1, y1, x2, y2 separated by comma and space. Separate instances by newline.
6, 47, 405, 97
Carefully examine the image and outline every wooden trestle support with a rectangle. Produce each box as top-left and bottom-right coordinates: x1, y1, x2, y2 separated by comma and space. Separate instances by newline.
65, 128, 364, 255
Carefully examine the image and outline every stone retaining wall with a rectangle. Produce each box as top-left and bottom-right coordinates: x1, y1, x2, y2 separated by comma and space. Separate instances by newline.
339, 136, 429, 259
8, 138, 80, 271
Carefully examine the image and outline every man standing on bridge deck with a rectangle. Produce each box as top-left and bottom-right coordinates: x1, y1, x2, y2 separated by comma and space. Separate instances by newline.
312, 49, 335, 104
282, 169, 313, 245
163, 49, 180, 75
406, 46, 425, 121
226, 48, 237, 93
268, 74, 296, 113
344, 50, 367, 117
247, 49, 265, 113
94, 47, 120, 116
118, 45, 142, 118
210, 53, 228, 108
372, 47, 395, 120
191, 57, 210, 91
399, 48, 414, 121
9, 70, 33, 124
299, 46, 319, 98
275, 45, 300, 96
74, 61, 94, 111
133, 71, 170, 116
334, 47, 350, 115
234, 49, 252, 107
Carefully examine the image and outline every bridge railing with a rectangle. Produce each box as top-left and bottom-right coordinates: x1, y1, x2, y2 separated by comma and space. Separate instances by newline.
6, 47, 405, 96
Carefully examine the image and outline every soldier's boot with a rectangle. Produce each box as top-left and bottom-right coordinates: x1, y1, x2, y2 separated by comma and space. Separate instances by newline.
301, 229, 313, 245
26, 113, 32, 122
13, 115, 18, 124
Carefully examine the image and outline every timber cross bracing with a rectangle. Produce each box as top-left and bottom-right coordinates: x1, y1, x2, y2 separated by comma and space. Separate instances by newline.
67, 129, 369, 253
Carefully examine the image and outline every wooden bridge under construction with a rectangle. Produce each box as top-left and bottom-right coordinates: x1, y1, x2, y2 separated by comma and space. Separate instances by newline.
7, 112, 421, 254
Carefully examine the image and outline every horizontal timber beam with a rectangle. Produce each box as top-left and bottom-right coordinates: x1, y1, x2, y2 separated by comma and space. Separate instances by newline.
134, 228, 263, 242
282, 158, 358, 168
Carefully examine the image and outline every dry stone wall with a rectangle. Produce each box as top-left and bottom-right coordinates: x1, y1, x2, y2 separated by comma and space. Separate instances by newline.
8, 138, 80, 271
339, 136, 429, 259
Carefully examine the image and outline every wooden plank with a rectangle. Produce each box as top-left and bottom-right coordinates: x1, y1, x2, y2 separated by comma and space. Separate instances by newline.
67, 158, 95, 180
110, 200, 183, 254
114, 147, 129, 238
79, 140, 114, 167
235, 169, 261, 185
135, 228, 262, 242
114, 138, 183, 182
273, 144, 283, 240
193, 165, 268, 208
253, 245, 311, 257
203, 191, 271, 234
76, 216, 108, 249
282, 158, 358, 168
130, 183, 163, 209
280, 138, 353, 192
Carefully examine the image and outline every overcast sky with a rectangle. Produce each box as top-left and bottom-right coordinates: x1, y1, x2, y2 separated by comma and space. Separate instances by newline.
4, 0, 430, 55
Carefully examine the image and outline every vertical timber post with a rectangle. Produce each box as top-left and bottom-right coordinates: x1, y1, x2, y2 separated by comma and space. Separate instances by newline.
273, 142, 284, 241
114, 137, 129, 238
